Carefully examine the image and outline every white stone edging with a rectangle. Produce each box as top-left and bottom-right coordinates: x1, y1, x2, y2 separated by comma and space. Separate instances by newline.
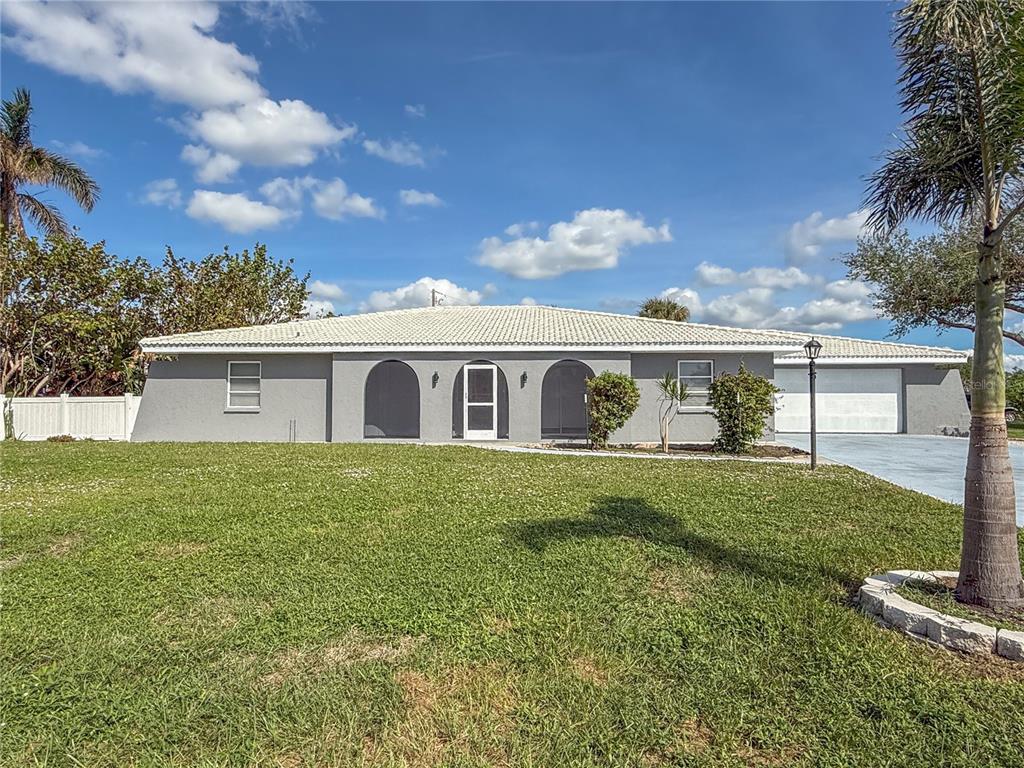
856, 570, 1024, 661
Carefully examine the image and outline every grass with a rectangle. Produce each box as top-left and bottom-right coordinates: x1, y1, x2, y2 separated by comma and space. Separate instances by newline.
898, 578, 1024, 632
1008, 422, 1024, 440
2, 442, 1023, 767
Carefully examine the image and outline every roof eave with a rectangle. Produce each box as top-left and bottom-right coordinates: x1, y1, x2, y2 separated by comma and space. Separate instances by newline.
142, 342, 807, 355
774, 355, 967, 366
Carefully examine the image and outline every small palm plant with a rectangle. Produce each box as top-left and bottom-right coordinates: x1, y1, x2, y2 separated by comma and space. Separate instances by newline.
1, 88, 100, 237
656, 372, 687, 453
639, 297, 690, 322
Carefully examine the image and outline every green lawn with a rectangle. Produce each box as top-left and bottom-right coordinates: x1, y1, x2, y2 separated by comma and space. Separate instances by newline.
1009, 421, 1024, 440
2, 443, 1022, 767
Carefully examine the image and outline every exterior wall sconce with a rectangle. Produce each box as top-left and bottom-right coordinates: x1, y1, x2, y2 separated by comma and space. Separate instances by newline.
432, 371, 439, 389
520, 371, 528, 388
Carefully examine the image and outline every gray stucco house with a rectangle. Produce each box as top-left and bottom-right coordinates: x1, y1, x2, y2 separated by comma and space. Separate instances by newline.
133, 304, 969, 443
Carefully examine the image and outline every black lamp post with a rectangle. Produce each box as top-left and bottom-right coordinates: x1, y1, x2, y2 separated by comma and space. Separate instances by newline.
804, 337, 823, 469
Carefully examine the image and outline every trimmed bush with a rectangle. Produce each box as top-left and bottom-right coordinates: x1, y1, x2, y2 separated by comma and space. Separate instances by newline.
708, 365, 779, 454
586, 371, 640, 449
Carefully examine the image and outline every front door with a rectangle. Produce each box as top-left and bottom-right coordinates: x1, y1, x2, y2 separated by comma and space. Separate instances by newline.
464, 364, 497, 440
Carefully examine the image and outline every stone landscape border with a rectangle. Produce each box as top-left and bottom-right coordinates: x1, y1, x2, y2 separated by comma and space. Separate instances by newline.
857, 570, 1024, 661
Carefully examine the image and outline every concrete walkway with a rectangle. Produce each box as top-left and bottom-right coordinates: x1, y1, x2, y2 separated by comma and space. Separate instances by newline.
777, 433, 1024, 526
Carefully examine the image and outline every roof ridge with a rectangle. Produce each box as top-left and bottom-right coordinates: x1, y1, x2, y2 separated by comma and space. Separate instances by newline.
774, 328, 963, 355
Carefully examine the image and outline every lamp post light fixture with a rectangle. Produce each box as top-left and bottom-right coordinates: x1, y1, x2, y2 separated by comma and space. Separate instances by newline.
803, 337, 823, 469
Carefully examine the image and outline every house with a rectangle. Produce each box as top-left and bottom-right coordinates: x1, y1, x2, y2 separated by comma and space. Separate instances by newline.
132, 304, 969, 443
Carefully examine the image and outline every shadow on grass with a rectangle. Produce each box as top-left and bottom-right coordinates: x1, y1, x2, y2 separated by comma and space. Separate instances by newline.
510, 495, 852, 590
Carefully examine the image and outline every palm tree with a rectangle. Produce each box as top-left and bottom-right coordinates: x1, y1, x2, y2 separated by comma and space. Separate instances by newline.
639, 297, 690, 322
1, 88, 99, 237
867, 0, 1024, 607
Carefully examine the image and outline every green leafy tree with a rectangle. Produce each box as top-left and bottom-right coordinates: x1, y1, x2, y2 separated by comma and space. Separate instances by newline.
655, 372, 687, 453
1, 231, 156, 396
586, 371, 640, 449
865, 0, 1024, 607
638, 297, 690, 322
1, 88, 100, 237
707, 365, 778, 454
151, 243, 310, 335
846, 218, 1024, 346
1006, 370, 1024, 413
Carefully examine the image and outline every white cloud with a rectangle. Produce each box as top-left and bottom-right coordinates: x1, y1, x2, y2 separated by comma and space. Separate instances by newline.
823, 278, 874, 302
180, 144, 241, 184
520, 296, 538, 306
478, 209, 672, 279
360, 277, 491, 313
504, 221, 540, 238
141, 178, 182, 209
362, 138, 426, 167
259, 175, 314, 208
694, 261, 816, 290
3, 2, 263, 110
304, 279, 347, 317
185, 190, 292, 233
658, 285, 875, 332
404, 103, 426, 118
187, 98, 355, 167
258, 176, 382, 220
659, 287, 704, 317
50, 139, 103, 159
1006, 354, 1024, 372
303, 298, 336, 318
311, 179, 383, 221
308, 279, 347, 302
241, 1, 318, 41
785, 209, 871, 264
399, 189, 444, 207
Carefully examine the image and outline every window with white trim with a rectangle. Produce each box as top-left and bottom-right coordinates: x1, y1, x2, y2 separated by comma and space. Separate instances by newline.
677, 360, 714, 405
227, 361, 261, 410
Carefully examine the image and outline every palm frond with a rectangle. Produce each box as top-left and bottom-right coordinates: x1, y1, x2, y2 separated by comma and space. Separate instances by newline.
1, 87, 32, 148
18, 193, 68, 238
24, 147, 100, 211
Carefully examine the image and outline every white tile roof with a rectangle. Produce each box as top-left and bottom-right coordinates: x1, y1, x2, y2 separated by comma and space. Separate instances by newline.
139, 304, 968, 363
775, 332, 966, 363
140, 304, 806, 352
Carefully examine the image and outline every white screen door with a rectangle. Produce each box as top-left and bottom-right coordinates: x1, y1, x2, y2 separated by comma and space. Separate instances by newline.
464, 364, 497, 440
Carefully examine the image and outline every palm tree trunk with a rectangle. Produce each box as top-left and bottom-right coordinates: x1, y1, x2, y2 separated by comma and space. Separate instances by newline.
957, 239, 1024, 608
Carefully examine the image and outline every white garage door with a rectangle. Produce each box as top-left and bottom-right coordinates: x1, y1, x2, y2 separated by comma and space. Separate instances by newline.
774, 367, 903, 433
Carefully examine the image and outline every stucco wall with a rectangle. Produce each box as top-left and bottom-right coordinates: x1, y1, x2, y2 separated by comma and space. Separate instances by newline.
903, 365, 970, 434
132, 354, 332, 442
626, 352, 775, 443
329, 351, 632, 443
133, 349, 777, 443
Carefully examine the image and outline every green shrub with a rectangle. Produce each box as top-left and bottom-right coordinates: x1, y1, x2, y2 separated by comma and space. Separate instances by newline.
707, 365, 779, 454
586, 371, 640, 449
46, 434, 76, 442
1007, 370, 1024, 412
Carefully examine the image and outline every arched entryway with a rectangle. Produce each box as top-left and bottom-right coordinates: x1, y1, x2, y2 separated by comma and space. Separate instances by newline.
452, 360, 509, 439
364, 360, 420, 438
541, 360, 594, 439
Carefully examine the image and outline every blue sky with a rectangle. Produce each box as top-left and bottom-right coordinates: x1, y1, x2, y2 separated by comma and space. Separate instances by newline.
1, 1, 972, 349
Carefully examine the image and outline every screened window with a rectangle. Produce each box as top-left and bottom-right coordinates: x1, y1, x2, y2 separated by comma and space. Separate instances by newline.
677, 360, 713, 404
227, 361, 261, 410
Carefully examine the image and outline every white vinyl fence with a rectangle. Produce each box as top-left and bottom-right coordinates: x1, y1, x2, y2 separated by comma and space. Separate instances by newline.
2, 394, 141, 441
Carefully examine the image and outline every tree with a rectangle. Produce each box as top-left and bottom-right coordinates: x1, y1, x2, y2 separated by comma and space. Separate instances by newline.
1, 88, 100, 237
1, 231, 156, 396
707, 365, 778, 454
150, 243, 309, 336
866, 0, 1024, 607
586, 372, 640, 449
638, 297, 690, 322
845, 218, 1024, 346
655, 372, 687, 453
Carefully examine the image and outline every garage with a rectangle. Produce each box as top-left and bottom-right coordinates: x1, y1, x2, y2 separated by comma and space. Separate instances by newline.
774, 367, 903, 433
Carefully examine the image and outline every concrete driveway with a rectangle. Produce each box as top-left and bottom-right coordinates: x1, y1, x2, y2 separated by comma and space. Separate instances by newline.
776, 433, 1024, 527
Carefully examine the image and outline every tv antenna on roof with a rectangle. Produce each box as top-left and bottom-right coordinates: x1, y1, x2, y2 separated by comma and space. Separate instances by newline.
431, 288, 447, 307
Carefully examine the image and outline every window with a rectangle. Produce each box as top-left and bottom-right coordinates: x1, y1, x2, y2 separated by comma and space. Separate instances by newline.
227, 361, 261, 410
677, 360, 714, 405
